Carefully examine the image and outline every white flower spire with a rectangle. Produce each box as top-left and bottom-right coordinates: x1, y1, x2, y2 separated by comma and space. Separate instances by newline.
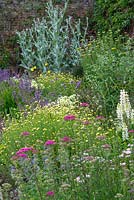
116, 89, 133, 141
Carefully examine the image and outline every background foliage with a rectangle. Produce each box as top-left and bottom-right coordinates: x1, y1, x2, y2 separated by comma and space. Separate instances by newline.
81, 31, 134, 116
93, 0, 134, 35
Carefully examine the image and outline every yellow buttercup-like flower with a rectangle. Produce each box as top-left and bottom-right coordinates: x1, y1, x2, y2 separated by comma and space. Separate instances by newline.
47, 70, 51, 74
44, 62, 49, 67
31, 66, 37, 72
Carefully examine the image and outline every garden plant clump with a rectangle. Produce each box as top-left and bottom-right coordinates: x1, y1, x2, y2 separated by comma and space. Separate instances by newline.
1, 90, 134, 199
0, 0, 134, 199
80, 31, 134, 116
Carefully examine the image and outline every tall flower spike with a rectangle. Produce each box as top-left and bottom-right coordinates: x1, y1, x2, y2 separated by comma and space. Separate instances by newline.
119, 90, 131, 119
122, 122, 128, 141
131, 109, 134, 124
117, 89, 133, 140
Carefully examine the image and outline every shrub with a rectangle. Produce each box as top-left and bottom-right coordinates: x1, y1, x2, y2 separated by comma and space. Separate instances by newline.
81, 31, 134, 116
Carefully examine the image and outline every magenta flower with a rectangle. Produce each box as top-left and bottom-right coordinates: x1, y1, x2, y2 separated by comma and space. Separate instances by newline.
64, 115, 75, 121
128, 130, 134, 133
21, 131, 30, 136
44, 140, 56, 146
80, 102, 89, 107
46, 191, 55, 196
12, 153, 28, 160
61, 136, 72, 142
17, 153, 28, 158
16, 147, 34, 155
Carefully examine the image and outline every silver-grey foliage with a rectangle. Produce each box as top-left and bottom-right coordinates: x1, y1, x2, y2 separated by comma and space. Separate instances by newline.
16, 0, 88, 73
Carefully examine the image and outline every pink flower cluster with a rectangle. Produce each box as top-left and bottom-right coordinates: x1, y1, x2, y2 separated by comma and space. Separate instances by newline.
128, 130, 134, 133
44, 136, 72, 146
64, 115, 75, 121
44, 140, 56, 146
21, 131, 30, 136
61, 136, 72, 142
12, 147, 37, 160
46, 191, 55, 196
96, 115, 105, 120
16, 147, 34, 155
80, 102, 89, 107
12, 153, 28, 160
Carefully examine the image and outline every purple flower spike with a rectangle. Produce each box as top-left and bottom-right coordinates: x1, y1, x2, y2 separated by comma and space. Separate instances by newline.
76, 81, 81, 88
0, 69, 10, 82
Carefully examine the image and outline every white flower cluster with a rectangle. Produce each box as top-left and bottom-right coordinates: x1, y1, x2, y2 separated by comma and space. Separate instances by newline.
57, 94, 78, 108
116, 90, 133, 140
31, 79, 38, 89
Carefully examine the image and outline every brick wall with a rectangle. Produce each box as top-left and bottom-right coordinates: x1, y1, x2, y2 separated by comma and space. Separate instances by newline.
0, 0, 89, 68
0, 0, 48, 45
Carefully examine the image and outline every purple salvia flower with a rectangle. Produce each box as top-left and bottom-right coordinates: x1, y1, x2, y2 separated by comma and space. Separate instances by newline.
76, 81, 81, 88
0, 69, 10, 82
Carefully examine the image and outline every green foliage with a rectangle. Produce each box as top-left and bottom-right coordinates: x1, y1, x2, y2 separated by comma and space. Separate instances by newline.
34, 72, 80, 102
0, 48, 10, 69
0, 81, 17, 116
81, 31, 134, 116
93, 0, 134, 35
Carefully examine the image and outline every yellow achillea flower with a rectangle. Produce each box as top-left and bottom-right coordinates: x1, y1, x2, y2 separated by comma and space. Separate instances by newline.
31, 66, 37, 72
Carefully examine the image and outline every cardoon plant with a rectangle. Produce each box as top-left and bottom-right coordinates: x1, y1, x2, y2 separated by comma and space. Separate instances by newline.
16, 0, 88, 73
